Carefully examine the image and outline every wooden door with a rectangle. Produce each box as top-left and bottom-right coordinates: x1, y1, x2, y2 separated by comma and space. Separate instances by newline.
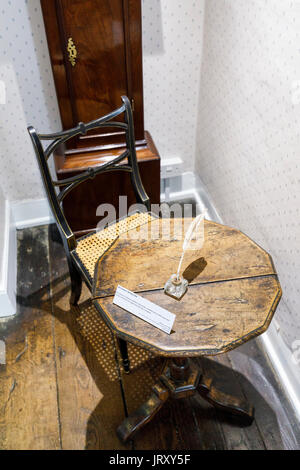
41, 0, 145, 147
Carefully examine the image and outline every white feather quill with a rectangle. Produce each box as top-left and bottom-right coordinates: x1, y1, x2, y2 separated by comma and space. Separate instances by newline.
176, 210, 207, 280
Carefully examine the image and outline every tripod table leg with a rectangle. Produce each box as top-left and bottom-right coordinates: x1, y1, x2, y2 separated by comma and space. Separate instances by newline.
117, 383, 169, 443
197, 375, 254, 424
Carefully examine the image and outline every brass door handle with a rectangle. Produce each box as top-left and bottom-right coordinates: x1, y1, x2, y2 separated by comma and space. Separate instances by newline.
67, 38, 77, 67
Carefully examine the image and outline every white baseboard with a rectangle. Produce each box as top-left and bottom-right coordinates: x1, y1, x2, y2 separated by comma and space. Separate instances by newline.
11, 198, 54, 229
0, 197, 53, 318
161, 171, 222, 222
164, 172, 300, 422
0, 200, 17, 318
260, 324, 300, 421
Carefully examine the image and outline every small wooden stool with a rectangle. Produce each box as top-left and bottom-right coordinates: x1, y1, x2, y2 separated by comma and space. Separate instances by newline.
93, 218, 281, 443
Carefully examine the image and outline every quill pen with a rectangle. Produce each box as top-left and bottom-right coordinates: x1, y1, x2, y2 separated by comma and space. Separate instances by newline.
176, 210, 207, 280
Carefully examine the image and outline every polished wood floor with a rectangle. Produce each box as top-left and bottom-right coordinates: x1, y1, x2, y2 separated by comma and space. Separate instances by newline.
0, 224, 299, 450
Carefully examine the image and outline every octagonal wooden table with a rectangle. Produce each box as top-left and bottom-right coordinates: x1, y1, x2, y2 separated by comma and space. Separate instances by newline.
92, 217, 282, 442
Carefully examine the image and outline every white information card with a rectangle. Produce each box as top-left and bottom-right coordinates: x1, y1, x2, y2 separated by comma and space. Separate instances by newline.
113, 285, 176, 335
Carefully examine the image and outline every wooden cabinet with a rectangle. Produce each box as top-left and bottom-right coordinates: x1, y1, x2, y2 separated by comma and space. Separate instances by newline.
41, 0, 160, 234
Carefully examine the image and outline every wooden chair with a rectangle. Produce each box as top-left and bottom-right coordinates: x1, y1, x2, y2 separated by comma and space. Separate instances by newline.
28, 96, 151, 373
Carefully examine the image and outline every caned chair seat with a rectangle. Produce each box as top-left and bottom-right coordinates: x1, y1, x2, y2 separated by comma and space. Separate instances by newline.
71, 212, 154, 287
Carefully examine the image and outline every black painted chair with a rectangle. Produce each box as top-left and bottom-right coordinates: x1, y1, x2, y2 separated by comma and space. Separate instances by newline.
28, 96, 151, 373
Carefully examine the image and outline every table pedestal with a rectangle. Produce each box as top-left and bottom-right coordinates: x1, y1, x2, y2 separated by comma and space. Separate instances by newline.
117, 357, 254, 443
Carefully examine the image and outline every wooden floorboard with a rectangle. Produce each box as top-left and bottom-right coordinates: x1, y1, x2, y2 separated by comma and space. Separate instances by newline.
227, 341, 300, 450
200, 355, 266, 450
0, 223, 299, 450
48, 225, 129, 450
0, 227, 61, 450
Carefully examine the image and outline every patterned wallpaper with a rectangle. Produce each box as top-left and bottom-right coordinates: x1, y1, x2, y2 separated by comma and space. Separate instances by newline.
0, 185, 5, 283
0, 0, 61, 201
195, 0, 300, 349
0, 0, 205, 202
0, 63, 48, 200
142, 0, 204, 172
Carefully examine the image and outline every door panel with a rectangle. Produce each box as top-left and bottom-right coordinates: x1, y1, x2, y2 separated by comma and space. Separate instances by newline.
61, 0, 128, 123
41, 0, 145, 145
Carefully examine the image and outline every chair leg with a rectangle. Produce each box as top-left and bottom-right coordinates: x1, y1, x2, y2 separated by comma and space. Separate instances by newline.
67, 258, 83, 306
117, 338, 130, 374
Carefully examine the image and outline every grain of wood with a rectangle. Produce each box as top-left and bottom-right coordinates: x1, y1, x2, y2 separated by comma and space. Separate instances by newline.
49, 230, 129, 450
227, 341, 299, 450
198, 355, 266, 450
93, 218, 281, 357
0, 227, 60, 450
0, 224, 297, 450
94, 218, 277, 298
97, 277, 281, 357
93, 217, 282, 446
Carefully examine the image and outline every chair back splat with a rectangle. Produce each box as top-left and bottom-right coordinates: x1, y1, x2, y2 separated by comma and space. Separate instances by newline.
28, 96, 150, 255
